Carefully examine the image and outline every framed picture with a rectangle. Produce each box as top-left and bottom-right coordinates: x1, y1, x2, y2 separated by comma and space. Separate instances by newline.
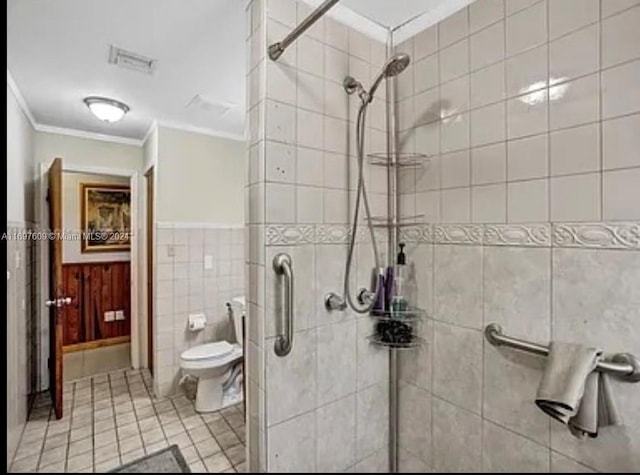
81, 183, 131, 253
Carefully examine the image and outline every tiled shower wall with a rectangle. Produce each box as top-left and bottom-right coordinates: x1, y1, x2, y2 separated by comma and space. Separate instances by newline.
153, 226, 244, 397
246, 0, 392, 471
7, 222, 39, 462
395, 0, 640, 472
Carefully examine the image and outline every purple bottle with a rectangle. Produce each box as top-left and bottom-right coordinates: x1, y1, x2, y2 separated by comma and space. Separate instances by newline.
384, 265, 394, 314
372, 267, 386, 315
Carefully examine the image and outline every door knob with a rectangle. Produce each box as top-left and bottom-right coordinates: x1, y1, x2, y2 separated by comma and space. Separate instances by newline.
45, 297, 72, 308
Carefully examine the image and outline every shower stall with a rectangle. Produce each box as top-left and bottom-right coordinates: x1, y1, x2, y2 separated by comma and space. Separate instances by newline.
245, 0, 640, 472
246, 0, 413, 470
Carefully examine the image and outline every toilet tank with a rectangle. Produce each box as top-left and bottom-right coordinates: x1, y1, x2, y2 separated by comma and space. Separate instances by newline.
229, 296, 246, 346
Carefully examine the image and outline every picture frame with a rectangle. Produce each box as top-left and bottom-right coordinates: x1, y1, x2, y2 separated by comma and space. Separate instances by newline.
80, 183, 131, 253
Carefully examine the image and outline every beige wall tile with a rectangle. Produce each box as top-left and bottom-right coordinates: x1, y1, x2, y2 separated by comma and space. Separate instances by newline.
482, 421, 550, 472
549, 0, 599, 39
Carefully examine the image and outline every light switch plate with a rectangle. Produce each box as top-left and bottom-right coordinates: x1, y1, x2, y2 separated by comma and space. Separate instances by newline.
204, 255, 213, 270
105, 311, 115, 322
115, 310, 125, 321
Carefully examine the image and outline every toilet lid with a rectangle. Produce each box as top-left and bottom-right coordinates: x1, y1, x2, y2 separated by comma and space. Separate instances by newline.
181, 341, 234, 361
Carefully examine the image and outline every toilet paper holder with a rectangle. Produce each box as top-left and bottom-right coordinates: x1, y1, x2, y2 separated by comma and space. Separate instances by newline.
188, 313, 207, 331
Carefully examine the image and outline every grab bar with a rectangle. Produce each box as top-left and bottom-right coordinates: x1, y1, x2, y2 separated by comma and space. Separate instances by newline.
273, 253, 294, 356
485, 323, 640, 382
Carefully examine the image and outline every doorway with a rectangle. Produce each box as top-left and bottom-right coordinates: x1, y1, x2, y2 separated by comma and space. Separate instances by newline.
40, 159, 142, 419
59, 170, 133, 381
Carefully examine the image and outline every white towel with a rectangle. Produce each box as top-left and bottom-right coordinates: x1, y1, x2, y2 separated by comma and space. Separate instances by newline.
535, 342, 622, 439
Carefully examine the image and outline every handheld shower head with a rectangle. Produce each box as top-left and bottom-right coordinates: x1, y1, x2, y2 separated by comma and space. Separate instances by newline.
343, 53, 411, 104
383, 52, 411, 77
368, 53, 411, 99
343, 53, 411, 103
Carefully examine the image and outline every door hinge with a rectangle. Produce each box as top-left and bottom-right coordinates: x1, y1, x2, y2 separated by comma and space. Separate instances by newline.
46, 189, 50, 202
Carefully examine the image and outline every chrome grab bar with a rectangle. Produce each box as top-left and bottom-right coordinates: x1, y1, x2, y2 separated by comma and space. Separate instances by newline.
273, 253, 294, 356
485, 323, 640, 382
268, 0, 340, 61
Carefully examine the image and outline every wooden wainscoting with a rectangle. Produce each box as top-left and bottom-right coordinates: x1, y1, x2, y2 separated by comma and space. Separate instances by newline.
62, 261, 131, 347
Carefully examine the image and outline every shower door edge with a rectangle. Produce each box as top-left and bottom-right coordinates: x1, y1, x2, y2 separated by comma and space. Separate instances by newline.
385, 29, 400, 474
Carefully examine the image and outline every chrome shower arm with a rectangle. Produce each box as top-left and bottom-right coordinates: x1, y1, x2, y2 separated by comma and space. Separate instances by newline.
268, 0, 340, 61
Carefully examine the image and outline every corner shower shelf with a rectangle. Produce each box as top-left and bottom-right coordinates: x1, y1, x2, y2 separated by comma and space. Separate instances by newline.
371, 214, 425, 228
368, 307, 426, 349
367, 152, 430, 168
370, 307, 427, 322
368, 333, 425, 349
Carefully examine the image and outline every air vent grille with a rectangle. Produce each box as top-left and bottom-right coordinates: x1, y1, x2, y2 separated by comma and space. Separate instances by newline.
186, 94, 236, 116
108, 45, 156, 74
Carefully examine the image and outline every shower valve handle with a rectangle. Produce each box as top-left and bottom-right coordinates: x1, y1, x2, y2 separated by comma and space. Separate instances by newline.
357, 288, 376, 306
324, 292, 347, 312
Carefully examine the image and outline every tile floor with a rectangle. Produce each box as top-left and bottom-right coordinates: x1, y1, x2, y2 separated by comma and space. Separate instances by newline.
9, 369, 246, 473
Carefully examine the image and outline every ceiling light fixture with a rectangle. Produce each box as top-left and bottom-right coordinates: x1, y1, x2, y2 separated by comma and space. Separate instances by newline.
83, 96, 130, 123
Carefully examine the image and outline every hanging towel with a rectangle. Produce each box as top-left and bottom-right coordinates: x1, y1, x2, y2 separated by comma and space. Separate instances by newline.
569, 371, 623, 438
535, 342, 622, 439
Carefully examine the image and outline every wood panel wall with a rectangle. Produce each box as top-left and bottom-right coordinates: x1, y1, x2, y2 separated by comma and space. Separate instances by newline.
62, 261, 131, 346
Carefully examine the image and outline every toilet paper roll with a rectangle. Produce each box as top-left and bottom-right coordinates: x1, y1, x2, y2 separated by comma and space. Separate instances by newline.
188, 313, 206, 331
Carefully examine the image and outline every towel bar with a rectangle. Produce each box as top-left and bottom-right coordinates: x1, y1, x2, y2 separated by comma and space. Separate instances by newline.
485, 323, 640, 383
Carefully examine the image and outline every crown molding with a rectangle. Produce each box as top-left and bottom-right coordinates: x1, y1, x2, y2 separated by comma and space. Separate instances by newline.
392, 0, 475, 45
142, 120, 158, 145
7, 69, 37, 129
155, 120, 245, 142
33, 123, 144, 146
299, 0, 389, 43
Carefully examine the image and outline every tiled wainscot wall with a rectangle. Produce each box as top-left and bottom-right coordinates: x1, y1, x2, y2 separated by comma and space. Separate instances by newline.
396, 222, 640, 473
7, 222, 39, 462
153, 226, 245, 397
395, 0, 640, 472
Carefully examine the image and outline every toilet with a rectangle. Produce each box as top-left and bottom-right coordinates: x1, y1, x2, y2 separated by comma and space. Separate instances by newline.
180, 297, 245, 413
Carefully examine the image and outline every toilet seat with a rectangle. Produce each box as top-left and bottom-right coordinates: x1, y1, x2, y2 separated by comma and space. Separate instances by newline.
182, 341, 234, 361
180, 342, 243, 371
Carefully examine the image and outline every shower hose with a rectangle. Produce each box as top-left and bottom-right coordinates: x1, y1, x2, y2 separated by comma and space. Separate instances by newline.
343, 100, 383, 314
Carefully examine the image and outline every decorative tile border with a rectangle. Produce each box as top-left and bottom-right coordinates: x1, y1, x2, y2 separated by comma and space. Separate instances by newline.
433, 224, 483, 245
266, 225, 315, 245
552, 222, 640, 250
399, 225, 431, 243
7, 221, 38, 231
316, 224, 351, 244
265, 222, 640, 250
157, 222, 244, 229
266, 224, 391, 246
484, 224, 551, 247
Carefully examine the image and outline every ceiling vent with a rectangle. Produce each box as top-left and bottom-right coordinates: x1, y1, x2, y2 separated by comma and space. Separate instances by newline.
108, 45, 156, 74
186, 94, 236, 116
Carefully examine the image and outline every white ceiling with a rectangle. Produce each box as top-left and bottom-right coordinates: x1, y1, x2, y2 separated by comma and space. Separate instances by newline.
8, 0, 465, 144
7, 0, 247, 142
341, 0, 451, 29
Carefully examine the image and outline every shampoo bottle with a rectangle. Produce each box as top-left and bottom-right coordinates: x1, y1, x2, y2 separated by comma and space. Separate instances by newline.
391, 243, 408, 318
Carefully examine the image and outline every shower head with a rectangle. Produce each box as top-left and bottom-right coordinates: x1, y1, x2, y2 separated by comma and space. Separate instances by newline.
368, 53, 411, 99
383, 52, 411, 77
344, 53, 412, 104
